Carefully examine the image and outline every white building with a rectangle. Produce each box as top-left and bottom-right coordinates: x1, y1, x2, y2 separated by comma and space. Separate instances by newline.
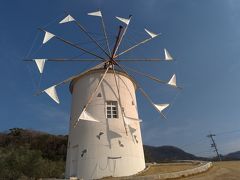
65, 67, 145, 179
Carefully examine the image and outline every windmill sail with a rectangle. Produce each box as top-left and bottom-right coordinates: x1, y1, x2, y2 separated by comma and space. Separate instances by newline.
144, 28, 158, 38
108, 130, 122, 139
164, 48, 173, 61
154, 104, 169, 112
88, 11, 102, 17
128, 125, 137, 134
116, 16, 130, 25
59, 15, 75, 24
44, 85, 60, 104
168, 74, 177, 87
34, 59, 46, 73
43, 31, 55, 44
123, 116, 142, 125
123, 116, 130, 125
78, 110, 99, 122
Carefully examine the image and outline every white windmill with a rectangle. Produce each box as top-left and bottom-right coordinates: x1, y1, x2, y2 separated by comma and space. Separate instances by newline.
25, 10, 180, 179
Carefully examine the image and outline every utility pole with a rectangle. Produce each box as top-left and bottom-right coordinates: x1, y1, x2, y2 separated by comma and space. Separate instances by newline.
207, 133, 221, 161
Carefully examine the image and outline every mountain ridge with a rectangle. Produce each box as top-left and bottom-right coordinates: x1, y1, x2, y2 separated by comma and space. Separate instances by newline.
0, 128, 239, 161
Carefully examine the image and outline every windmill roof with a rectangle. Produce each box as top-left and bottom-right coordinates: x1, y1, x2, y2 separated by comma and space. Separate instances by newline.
69, 67, 137, 93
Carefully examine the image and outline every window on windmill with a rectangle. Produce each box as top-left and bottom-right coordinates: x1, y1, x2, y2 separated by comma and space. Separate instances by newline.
97, 93, 102, 97
106, 101, 118, 119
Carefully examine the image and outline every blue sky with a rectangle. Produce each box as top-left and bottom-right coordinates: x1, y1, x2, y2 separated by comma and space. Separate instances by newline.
1, 0, 240, 157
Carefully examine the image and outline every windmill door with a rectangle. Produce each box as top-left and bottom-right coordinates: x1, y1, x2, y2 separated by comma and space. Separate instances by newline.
70, 145, 79, 177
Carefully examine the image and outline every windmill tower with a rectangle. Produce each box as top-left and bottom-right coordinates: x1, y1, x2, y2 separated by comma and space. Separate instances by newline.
66, 67, 145, 179
25, 10, 180, 179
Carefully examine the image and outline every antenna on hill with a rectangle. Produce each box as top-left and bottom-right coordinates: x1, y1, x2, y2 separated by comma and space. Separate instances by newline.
207, 133, 221, 161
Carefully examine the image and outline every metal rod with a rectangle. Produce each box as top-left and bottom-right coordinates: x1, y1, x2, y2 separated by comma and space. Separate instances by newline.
122, 65, 181, 89
35, 62, 106, 96
100, 14, 111, 56
71, 15, 112, 58
23, 59, 103, 62
123, 65, 165, 84
114, 62, 167, 119
113, 15, 132, 57
115, 37, 152, 58
116, 58, 163, 61
115, 33, 160, 58
138, 87, 167, 119
39, 28, 105, 61
117, 75, 135, 103
24, 58, 165, 62
55, 36, 105, 60
112, 66, 128, 135
74, 65, 110, 127
111, 26, 124, 59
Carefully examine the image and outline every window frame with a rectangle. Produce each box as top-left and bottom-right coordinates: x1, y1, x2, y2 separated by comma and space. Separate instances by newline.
106, 101, 118, 119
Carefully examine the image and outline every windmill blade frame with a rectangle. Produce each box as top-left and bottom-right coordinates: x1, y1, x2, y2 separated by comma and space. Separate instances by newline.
113, 15, 132, 57
112, 66, 128, 135
39, 28, 106, 61
88, 10, 112, 56
36, 61, 106, 96
25, 58, 167, 62
122, 65, 182, 89
74, 65, 110, 127
114, 61, 169, 119
62, 13, 111, 59
115, 35, 158, 58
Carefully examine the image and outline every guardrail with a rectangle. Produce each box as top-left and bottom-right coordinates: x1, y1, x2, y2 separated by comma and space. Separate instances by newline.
121, 161, 213, 180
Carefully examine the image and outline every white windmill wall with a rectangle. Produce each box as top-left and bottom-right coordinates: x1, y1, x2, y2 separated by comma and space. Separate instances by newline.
65, 68, 145, 179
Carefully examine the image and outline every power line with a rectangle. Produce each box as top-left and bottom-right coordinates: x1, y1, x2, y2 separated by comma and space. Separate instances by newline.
216, 129, 240, 136
179, 128, 240, 149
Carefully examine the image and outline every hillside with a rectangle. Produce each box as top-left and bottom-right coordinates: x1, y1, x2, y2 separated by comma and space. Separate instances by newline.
0, 128, 67, 179
224, 151, 240, 160
0, 128, 239, 179
1, 128, 239, 162
144, 145, 201, 162
0, 128, 207, 162
0, 128, 67, 161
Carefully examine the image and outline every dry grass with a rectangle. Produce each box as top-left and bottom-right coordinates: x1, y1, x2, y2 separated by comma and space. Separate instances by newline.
102, 162, 201, 179
183, 161, 240, 180
103, 161, 240, 179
